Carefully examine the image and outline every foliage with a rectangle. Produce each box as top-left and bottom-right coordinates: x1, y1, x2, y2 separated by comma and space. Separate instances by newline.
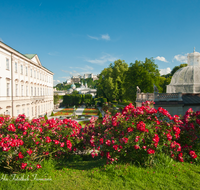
80, 78, 98, 89
54, 94, 60, 105
97, 59, 128, 102
54, 83, 81, 90
123, 58, 160, 102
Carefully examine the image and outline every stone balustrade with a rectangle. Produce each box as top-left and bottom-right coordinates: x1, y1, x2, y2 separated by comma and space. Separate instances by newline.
136, 92, 182, 102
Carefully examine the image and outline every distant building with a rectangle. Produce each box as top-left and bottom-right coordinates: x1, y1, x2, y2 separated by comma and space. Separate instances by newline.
67, 82, 96, 97
70, 73, 99, 82
71, 76, 80, 83
0, 41, 54, 119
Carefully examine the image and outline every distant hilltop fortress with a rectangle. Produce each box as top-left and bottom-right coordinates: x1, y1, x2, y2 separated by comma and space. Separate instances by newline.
67, 73, 99, 84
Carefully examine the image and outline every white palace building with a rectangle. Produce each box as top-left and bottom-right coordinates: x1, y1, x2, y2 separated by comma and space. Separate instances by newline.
0, 42, 54, 119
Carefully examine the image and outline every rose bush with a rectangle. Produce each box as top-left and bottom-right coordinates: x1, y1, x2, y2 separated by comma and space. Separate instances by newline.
0, 114, 82, 173
81, 101, 199, 165
1, 101, 200, 173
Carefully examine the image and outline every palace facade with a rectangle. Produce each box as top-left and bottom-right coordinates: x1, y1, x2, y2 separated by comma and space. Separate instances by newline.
0, 42, 54, 119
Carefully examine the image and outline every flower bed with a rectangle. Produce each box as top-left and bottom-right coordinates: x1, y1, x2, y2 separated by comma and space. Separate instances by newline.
1, 101, 200, 174
80, 101, 200, 165
82, 108, 99, 115
0, 115, 82, 173
54, 108, 75, 116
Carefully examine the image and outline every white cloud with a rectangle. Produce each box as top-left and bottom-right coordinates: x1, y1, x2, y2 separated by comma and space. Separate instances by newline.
86, 53, 118, 65
88, 34, 110, 41
101, 34, 110, 41
155, 56, 168, 62
69, 65, 94, 71
0, 38, 3, 42
61, 69, 81, 77
88, 35, 99, 40
159, 67, 171, 75
173, 54, 188, 63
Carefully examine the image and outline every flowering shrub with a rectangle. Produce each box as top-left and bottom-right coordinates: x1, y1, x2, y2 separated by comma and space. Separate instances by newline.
0, 114, 82, 173
178, 108, 200, 162
1, 101, 200, 173
81, 101, 199, 165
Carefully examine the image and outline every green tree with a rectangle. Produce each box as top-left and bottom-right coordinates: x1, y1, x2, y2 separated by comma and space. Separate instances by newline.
123, 58, 160, 102
97, 59, 128, 102
54, 94, 60, 105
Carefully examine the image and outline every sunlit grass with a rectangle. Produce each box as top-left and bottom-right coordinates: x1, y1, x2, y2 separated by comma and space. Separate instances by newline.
1, 155, 200, 190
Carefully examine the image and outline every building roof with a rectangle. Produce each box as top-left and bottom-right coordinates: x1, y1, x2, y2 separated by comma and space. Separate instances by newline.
0, 41, 53, 74
24, 54, 36, 59
182, 94, 200, 105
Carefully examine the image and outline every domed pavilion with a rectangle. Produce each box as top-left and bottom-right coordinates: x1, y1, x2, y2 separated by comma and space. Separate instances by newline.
167, 48, 200, 93
136, 48, 200, 116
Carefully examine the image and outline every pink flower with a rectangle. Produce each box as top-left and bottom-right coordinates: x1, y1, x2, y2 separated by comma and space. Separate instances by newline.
178, 153, 184, 162
147, 148, 155, 154
134, 145, 140, 149
137, 121, 146, 132
36, 164, 42, 169
27, 149, 33, 155
106, 140, 111, 146
100, 138, 104, 145
127, 127, 134, 132
189, 150, 197, 159
113, 145, 118, 150
7, 124, 16, 132
18, 152, 24, 159
60, 142, 65, 147
152, 134, 159, 143
21, 163, 27, 169
66, 140, 72, 150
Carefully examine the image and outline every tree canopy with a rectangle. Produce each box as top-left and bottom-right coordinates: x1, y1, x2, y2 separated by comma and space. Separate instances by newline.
97, 59, 128, 102
123, 58, 161, 101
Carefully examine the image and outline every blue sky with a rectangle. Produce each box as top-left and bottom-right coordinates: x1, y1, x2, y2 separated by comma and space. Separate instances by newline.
0, 0, 200, 86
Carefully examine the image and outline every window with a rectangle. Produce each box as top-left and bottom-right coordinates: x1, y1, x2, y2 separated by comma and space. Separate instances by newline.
21, 85, 23, 96
17, 110, 19, 116
34, 70, 36, 78
32, 107, 33, 116
27, 108, 29, 117
40, 88, 42, 96
7, 83, 10, 96
35, 87, 36, 96
6, 59, 9, 70
21, 65, 23, 74
31, 69, 32, 77
26, 67, 28, 76
26, 85, 28, 96
40, 73, 41, 80
22, 108, 25, 114
31, 87, 33, 96
37, 72, 39, 79
15, 62, 17, 73
16, 84, 18, 96
38, 87, 39, 96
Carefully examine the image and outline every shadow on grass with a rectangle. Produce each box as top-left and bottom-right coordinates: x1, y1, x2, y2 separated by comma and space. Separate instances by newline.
54, 155, 106, 171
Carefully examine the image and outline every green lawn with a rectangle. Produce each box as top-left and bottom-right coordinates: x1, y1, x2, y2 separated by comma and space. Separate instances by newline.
78, 120, 90, 128
1, 155, 200, 190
